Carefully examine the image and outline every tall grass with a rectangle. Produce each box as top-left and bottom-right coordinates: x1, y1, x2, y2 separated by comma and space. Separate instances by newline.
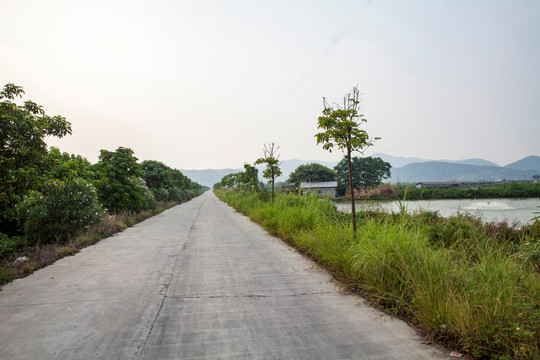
216, 189, 539, 359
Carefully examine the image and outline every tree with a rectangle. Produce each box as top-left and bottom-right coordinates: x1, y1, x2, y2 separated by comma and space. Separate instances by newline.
241, 163, 259, 191
334, 156, 391, 193
315, 86, 379, 234
0, 83, 72, 235
217, 164, 258, 191
93, 147, 145, 213
287, 163, 336, 188
254, 143, 282, 204
45, 147, 94, 182
220, 172, 242, 188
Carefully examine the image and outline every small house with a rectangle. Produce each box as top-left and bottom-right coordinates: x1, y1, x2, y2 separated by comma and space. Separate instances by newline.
299, 181, 338, 198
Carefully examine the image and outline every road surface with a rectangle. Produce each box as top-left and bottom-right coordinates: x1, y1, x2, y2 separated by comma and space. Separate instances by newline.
0, 192, 450, 359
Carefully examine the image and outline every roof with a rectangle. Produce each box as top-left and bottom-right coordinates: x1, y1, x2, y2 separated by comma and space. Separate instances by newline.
299, 181, 338, 189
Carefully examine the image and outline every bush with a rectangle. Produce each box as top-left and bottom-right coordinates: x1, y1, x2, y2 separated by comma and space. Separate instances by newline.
168, 187, 187, 202
150, 187, 169, 202
17, 179, 105, 245
0, 233, 24, 259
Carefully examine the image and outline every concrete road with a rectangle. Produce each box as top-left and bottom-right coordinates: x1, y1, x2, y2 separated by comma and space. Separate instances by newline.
0, 192, 450, 359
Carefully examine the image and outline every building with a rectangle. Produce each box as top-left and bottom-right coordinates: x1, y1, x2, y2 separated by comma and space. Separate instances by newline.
299, 181, 338, 198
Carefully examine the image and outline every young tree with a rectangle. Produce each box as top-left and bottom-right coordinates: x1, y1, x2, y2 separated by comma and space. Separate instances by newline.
315, 87, 379, 234
254, 143, 282, 203
334, 156, 391, 193
287, 163, 336, 188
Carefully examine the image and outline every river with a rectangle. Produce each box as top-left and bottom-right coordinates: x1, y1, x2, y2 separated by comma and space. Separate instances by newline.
334, 198, 540, 225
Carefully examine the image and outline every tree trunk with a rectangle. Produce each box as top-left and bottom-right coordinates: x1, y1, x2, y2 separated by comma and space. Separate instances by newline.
347, 147, 357, 236
271, 170, 275, 204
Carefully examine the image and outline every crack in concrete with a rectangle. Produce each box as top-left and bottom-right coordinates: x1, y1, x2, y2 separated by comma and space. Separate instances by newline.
133, 202, 202, 360
166, 291, 333, 300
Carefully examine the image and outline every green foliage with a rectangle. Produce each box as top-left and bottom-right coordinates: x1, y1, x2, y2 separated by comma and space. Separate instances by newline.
241, 163, 259, 191
0, 233, 24, 259
93, 147, 144, 213
141, 160, 173, 189
315, 86, 379, 233
315, 86, 378, 154
141, 159, 202, 204
17, 179, 104, 245
334, 156, 391, 193
254, 142, 282, 203
217, 164, 260, 192
216, 190, 540, 359
0, 83, 72, 235
219, 172, 242, 188
45, 147, 94, 182
287, 163, 336, 187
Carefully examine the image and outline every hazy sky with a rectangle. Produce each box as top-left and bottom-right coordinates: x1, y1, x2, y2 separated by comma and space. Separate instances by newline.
1, 0, 539, 169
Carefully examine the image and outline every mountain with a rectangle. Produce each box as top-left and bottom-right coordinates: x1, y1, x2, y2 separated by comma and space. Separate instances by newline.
504, 156, 540, 171
372, 153, 429, 168
181, 168, 241, 188
372, 153, 499, 168
440, 158, 499, 167
183, 155, 539, 187
390, 161, 538, 183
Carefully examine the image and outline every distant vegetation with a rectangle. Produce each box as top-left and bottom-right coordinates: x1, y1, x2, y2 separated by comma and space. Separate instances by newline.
0, 83, 205, 283
216, 189, 539, 360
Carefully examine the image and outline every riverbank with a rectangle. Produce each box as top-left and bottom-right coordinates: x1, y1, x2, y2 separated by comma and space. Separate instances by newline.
215, 189, 539, 359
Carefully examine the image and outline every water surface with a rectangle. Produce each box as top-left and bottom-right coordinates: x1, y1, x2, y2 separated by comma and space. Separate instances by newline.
334, 198, 540, 225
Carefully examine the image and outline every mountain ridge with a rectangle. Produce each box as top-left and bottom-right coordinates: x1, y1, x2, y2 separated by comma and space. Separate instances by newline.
182, 155, 540, 187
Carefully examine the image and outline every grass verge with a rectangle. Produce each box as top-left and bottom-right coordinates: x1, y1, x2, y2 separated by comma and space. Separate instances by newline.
215, 189, 539, 360
0, 201, 178, 286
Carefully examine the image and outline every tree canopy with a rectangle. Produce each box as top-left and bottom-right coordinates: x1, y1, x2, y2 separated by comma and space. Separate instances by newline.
287, 163, 336, 188
0, 83, 72, 234
334, 156, 391, 194
93, 147, 144, 213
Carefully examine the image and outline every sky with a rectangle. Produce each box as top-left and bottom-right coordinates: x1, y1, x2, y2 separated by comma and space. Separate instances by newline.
1, 0, 539, 170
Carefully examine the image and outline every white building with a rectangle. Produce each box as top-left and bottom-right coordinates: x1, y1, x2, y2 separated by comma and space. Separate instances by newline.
299, 181, 338, 198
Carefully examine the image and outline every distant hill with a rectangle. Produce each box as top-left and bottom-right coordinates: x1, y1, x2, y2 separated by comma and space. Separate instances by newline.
440, 158, 499, 167
180, 168, 241, 188
373, 153, 499, 168
372, 153, 431, 168
504, 156, 540, 171
390, 161, 538, 183
183, 154, 540, 187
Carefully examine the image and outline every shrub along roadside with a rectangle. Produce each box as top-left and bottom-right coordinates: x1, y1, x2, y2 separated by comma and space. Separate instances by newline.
0, 200, 179, 286
215, 189, 539, 360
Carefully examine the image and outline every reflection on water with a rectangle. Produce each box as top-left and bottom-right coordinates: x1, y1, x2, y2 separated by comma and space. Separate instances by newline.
334, 198, 540, 225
